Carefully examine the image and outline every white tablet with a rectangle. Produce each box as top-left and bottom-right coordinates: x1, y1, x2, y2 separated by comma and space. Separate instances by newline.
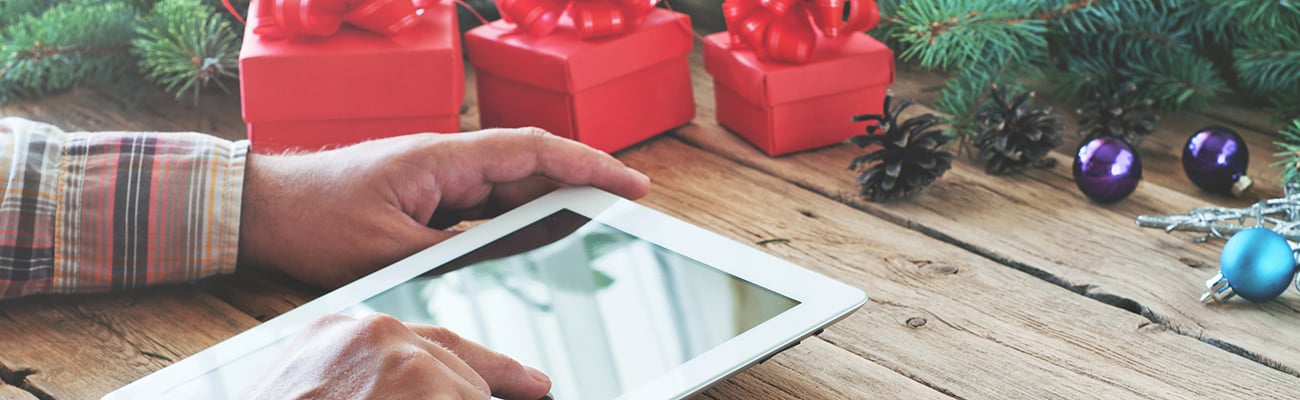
104, 187, 866, 400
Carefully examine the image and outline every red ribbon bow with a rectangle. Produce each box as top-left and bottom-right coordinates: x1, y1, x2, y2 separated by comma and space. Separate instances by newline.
494, 0, 658, 39
722, 0, 880, 64
254, 0, 426, 39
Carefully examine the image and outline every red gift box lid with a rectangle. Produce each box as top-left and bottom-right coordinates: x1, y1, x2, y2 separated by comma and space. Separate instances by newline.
465, 9, 692, 93
240, 0, 463, 123
704, 32, 894, 106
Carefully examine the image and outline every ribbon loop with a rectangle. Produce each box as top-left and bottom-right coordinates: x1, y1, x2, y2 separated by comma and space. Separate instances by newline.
254, 0, 423, 39
496, 0, 657, 40
811, 0, 879, 37
723, 0, 879, 64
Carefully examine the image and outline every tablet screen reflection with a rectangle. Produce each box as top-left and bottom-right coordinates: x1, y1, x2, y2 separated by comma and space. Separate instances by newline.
345, 210, 799, 399
163, 210, 799, 399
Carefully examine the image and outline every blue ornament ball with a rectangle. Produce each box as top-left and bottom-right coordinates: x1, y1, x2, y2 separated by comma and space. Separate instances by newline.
1073, 137, 1142, 203
1182, 126, 1249, 194
1220, 228, 1296, 302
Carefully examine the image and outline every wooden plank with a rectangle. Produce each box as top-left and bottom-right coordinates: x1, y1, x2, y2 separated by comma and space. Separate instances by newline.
677, 58, 1300, 376
0, 86, 246, 142
2, 45, 1294, 399
701, 337, 952, 399
196, 269, 325, 323
622, 137, 1300, 398
0, 287, 259, 399
0, 385, 38, 400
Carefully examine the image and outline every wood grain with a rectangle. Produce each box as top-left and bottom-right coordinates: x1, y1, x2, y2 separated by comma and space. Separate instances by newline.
701, 337, 951, 399
0, 86, 246, 141
622, 137, 1300, 398
197, 269, 325, 322
679, 52, 1300, 377
1, 40, 1296, 400
0, 385, 37, 400
0, 287, 258, 399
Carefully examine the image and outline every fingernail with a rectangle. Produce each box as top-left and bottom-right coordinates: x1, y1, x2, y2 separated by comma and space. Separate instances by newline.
526, 366, 551, 385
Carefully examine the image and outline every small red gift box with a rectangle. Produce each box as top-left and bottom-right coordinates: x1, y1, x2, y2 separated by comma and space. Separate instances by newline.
704, 32, 894, 156
239, 0, 464, 153
465, 9, 695, 153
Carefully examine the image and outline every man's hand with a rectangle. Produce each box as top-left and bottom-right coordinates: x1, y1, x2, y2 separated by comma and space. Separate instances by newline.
245, 314, 551, 399
237, 127, 651, 288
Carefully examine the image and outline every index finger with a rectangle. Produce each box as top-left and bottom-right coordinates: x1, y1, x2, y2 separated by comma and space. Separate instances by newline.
449, 127, 651, 200
408, 324, 552, 400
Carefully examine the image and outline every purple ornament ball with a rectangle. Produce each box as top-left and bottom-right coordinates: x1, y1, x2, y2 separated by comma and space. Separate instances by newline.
1073, 137, 1142, 203
1182, 126, 1250, 195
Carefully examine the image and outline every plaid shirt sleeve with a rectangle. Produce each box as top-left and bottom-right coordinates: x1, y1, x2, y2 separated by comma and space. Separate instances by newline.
0, 118, 250, 299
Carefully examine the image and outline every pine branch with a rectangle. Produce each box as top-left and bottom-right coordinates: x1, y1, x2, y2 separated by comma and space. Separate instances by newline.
1272, 119, 1300, 186
1233, 31, 1300, 101
1051, 0, 1224, 111
132, 0, 240, 103
0, 1, 137, 102
886, 0, 1049, 70
12, 42, 135, 61
0, 0, 60, 28
1121, 51, 1226, 111
1033, 0, 1097, 20
1053, 0, 1194, 64
1189, 0, 1300, 47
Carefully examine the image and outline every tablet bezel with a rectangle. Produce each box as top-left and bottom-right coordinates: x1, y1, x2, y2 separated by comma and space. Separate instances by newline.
104, 186, 867, 399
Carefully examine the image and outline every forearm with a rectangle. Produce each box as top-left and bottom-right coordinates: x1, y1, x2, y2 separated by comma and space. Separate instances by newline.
0, 118, 249, 299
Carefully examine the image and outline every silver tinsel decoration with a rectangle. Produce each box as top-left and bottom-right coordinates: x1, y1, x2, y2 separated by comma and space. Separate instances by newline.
1136, 183, 1300, 242
1136, 183, 1300, 302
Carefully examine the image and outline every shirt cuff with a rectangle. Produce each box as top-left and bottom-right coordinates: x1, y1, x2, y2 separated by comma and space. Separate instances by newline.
52, 132, 250, 293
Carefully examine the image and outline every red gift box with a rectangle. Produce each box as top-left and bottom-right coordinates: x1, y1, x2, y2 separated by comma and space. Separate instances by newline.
239, 0, 464, 153
465, 9, 695, 153
703, 31, 894, 156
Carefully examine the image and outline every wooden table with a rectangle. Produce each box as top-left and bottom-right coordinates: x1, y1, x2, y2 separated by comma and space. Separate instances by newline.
3, 44, 1299, 400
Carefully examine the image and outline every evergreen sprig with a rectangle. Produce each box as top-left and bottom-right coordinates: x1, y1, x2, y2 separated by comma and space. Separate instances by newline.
1, 0, 239, 104
1049, 0, 1224, 111
878, 0, 1300, 155
1272, 119, 1300, 186
0, 0, 61, 28
1234, 31, 1300, 112
133, 0, 239, 103
1187, 0, 1300, 46
0, 1, 137, 102
883, 0, 1049, 71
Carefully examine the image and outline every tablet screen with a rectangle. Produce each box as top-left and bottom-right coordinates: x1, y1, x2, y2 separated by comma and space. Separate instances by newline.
167, 209, 800, 399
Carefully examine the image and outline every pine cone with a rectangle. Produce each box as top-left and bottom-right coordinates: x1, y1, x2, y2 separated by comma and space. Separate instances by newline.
974, 87, 1063, 175
848, 96, 954, 202
1077, 82, 1159, 145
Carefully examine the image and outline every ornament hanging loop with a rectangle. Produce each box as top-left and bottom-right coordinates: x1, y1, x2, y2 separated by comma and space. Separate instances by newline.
1201, 272, 1234, 303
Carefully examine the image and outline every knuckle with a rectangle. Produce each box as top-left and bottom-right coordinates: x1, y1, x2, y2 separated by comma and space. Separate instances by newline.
358, 313, 406, 334
423, 326, 463, 350
519, 126, 552, 138
386, 347, 439, 377
398, 348, 437, 369
519, 127, 554, 150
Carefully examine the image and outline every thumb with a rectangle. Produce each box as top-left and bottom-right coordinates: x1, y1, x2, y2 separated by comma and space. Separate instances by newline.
409, 325, 553, 400
398, 218, 460, 253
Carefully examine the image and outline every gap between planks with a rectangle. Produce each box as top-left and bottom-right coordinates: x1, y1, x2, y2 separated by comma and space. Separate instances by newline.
663, 122, 1300, 381
624, 137, 1299, 398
